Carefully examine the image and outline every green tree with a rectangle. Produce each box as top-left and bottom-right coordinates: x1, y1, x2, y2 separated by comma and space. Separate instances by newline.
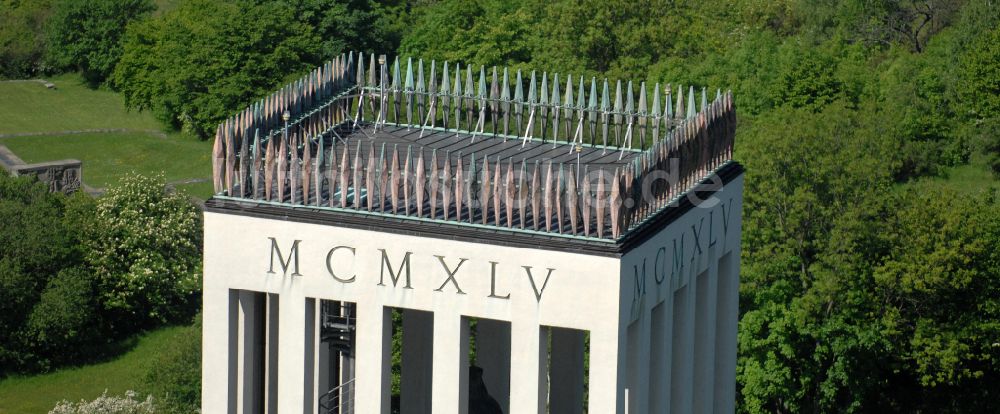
0, 0, 53, 78
46, 0, 154, 84
83, 173, 202, 330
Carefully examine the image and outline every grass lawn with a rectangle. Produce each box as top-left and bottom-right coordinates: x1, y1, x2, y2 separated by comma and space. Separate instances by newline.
0, 132, 214, 199
0, 74, 216, 199
0, 326, 188, 414
0, 75, 162, 134
917, 153, 1000, 197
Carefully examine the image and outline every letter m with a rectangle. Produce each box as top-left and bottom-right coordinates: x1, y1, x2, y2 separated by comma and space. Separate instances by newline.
268, 237, 302, 276
378, 249, 413, 289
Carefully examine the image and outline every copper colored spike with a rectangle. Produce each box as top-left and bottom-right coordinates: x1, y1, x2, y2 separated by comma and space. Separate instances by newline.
556, 165, 565, 233
566, 168, 578, 235
365, 144, 376, 211
264, 134, 275, 200
301, 136, 312, 205
480, 156, 491, 225
610, 169, 621, 238
403, 147, 413, 215
327, 145, 338, 208
492, 158, 502, 226
428, 151, 439, 218
277, 132, 287, 202
504, 160, 514, 228
543, 162, 554, 232
290, 133, 300, 204
339, 144, 350, 208
454, 155, 464, 221
212, 125, 224, 193
582, 167, 591, 236
518, 161, 527, 229
595, 170, 606, 238
390, 147, 400, 213
378, 145, 388, 213
415, 150, 426, 216
442, 157, 452, 221
352, 143, 363, 209
530, 162, 541, 230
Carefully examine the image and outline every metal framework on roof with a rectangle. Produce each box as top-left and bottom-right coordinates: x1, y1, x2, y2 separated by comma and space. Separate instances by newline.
211, 52, 736, 240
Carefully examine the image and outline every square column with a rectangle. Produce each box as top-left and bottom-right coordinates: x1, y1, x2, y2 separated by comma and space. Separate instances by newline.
202, 288, 237, 413
509, 321, 547, 414
355, 304, 392, 414
277, 294, 308, 414
432, 314, 470, 414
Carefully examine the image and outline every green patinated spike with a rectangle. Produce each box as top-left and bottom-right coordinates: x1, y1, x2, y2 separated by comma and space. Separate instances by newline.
514, 70, 524, 102
465, 66, 474, 97
540, 72, 549, 105
501, 67, 511, 136
564, 74, 574, 118
665, 84, 673, 119
428, 60, 437, 95
441, 62, 450, 99
701, 87, 707, 112
552, 73, 560, 107
490, 66, 500, 135
626, 81, 634, 114
687, 86, 696, 118
405, 57, 413, 90
651, 83, 661, 117
416, 59, 425, 93
453, 64, 462, 129
586, 77, 595, 109
528, 71, 537, 104
368, 53, 376, 87
356, 53, 365, 88
601, 79, 610, 110
676, 85, 684, 119
465, 66, 474, 130
551, 73, 560, 141
477, 66, 487, 99
501, 68, 511, 100
346, 52, 354, 83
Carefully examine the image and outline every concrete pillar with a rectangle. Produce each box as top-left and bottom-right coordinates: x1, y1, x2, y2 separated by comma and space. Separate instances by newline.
264, 294, 280, 414
355, 304, 392, 414
238, 291, 263, 414
277, 294, 308, 413
588, 327, 622, 413
549, 327, 585, 414
509, 321, 547, 414
714, 252, 739, 414
432, 314, 470, 414
303, 298, 317, 414
475, 319, 511, 414
402, 309, 434, 414
203, 288, 237, 413
694, 266, 719, 414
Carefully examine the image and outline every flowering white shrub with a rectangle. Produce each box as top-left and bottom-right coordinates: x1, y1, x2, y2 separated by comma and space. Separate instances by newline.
49, 390, 157, 414
84, 173, 202, 325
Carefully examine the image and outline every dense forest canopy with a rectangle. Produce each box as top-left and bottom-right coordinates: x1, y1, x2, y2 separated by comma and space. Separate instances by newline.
2, 0, 999, 412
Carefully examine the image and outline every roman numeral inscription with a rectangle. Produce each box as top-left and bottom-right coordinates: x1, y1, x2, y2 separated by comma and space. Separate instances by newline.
264, 238, 556, 302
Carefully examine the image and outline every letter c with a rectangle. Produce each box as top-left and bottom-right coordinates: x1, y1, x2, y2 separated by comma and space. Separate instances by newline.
326, 245, 356, 283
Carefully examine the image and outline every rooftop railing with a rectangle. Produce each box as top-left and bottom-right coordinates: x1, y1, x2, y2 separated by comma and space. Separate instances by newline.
211, 52, 736, 240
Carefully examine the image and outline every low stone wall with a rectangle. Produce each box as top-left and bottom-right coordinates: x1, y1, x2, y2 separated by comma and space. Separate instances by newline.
0, 145, 82, 194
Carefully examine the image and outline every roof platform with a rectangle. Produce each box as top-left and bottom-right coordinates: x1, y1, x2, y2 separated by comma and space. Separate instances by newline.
208, 52, 738, 244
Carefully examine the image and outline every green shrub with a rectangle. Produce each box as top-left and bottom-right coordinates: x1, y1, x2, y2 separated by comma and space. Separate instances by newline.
143, 317, 201, 413
84, 173, 202, 331
25, 266, 101, 365
46, 0, 155, 84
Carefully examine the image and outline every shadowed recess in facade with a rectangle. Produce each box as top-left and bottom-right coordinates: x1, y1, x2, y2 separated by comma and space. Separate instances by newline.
211, 52, 736, 240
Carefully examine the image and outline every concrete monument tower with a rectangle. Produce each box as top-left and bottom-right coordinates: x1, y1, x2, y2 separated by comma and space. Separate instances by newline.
202, 52, 742, 414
